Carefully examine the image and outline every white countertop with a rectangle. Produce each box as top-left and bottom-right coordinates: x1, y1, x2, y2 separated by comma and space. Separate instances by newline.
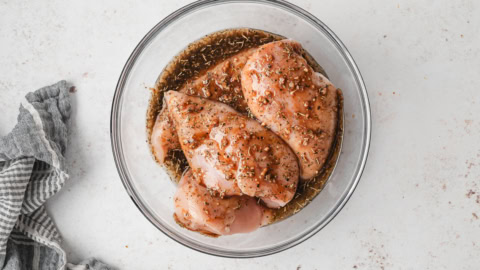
1, 0, 479, 269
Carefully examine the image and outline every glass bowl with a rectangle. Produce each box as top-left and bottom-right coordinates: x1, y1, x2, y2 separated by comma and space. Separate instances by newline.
111, 0, 371, 258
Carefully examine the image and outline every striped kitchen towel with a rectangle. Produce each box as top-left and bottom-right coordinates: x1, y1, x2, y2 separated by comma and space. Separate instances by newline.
0, 81, 112, 270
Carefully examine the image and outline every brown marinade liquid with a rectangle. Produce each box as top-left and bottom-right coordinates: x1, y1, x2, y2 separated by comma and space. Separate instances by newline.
146, 28, 344, 224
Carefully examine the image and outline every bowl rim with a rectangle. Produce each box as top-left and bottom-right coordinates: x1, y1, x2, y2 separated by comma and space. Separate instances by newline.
111, 0, 371, 258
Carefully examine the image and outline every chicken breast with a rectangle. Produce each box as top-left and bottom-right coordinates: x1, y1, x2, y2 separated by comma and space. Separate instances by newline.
152, 48, 256, 166
241, 40, 340, 179
174, 169, 272, 236
151, 106, 181, 164
182, 47, 256, 113
165, 91, 299, 208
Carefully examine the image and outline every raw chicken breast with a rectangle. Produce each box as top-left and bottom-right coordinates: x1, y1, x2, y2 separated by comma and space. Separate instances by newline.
165, 91, 299, 208
151, 107, 181, 164
152, 48, 256, 166
241, 40, 340, 179
182, 47, 256, 113
174, 169, 272, 236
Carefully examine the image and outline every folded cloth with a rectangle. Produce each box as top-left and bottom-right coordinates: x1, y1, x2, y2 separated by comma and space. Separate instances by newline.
0, 81, 112, 270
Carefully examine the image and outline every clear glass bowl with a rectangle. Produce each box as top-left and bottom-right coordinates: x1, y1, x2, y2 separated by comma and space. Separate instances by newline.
111, 0, 371, 258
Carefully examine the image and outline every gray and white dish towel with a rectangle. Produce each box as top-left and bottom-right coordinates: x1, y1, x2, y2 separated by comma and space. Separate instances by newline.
0, 81, 112, 269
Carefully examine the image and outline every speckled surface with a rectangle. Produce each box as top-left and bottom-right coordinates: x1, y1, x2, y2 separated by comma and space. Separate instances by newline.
1, 0, 479, 269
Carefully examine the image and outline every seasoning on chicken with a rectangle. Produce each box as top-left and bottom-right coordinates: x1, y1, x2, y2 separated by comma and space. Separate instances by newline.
174, 169, 272, 236
152, 48, 256, 166
241, 40, 340, 180
164, 91, 299, 208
